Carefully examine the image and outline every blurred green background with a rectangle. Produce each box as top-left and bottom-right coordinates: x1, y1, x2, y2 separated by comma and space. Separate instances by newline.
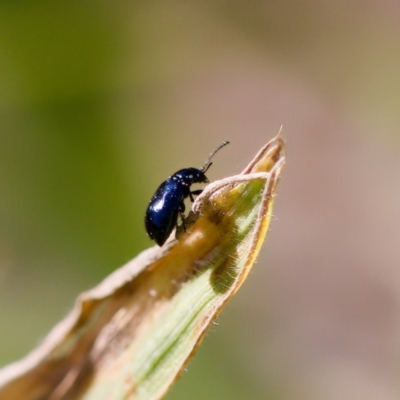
1, 1, 400, 399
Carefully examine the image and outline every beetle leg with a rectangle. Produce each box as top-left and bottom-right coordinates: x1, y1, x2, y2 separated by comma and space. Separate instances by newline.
180, 212, 186, 232
189, 189, 203, 202
178, 202, 187, 232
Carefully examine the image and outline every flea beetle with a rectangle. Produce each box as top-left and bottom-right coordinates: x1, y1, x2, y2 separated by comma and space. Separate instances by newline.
145, 141, 230, 246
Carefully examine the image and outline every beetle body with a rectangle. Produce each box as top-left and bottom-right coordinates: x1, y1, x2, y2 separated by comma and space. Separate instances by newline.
145, 168, 208, 246
145, 141, 229, 246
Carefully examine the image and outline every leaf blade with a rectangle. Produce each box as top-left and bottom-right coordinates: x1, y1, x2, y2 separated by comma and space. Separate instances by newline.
0, 134, 286, 400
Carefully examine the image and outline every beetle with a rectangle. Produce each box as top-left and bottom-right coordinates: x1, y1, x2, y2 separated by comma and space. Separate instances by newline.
145, 141, 230, 246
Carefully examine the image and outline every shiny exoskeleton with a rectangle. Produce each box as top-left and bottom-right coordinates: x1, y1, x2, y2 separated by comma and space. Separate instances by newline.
145, 141, 229, 246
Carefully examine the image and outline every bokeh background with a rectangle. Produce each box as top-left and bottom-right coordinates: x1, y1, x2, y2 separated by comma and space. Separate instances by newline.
1, 1, 400, 399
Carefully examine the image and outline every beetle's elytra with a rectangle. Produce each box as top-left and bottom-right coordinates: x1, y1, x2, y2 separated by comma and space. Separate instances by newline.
145, 141, 230, 246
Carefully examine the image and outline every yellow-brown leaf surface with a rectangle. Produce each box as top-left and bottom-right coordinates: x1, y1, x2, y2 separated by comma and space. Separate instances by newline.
0, 134, 285, 400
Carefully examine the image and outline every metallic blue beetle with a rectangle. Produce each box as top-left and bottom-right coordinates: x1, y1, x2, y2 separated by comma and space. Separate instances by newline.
145, 141, 229, 246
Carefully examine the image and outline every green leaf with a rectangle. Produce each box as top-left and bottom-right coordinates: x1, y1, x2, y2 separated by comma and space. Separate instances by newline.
0, 134, 286, 400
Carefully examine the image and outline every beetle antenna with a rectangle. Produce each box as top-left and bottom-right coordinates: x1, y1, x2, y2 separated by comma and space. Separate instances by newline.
201, 141, 230, 173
